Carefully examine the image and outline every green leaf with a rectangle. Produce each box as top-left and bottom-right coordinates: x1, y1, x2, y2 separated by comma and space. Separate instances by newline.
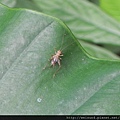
1, 0, 120, 58
0, 0, 16, 7
0, 0, 41, 11
0, 4, 120, 115
32, 0, 120, 46
100, 0, 120, 22
14, 0, 41, 11
80, 40, 120, 59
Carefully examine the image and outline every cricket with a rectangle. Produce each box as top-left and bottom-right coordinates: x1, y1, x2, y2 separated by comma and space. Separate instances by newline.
50, 49, 63, 78
43, 32, 74, 78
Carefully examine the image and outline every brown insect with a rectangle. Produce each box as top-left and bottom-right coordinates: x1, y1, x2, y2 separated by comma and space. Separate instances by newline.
43, 31, 91, 77
43, 33, 74, 78
50, 49, 63, 77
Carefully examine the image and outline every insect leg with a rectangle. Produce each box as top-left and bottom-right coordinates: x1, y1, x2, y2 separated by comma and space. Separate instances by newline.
53, 65, 61, 78
54, 48, 57, 54
60, 54, 63, 56
53, 59, 61, 78
42, 59, 51, 70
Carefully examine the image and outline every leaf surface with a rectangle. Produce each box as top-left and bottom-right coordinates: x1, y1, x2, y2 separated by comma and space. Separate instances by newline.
1, 0, 120, 58
0, 4, 120, 115
100, 0, 120, 22
80, 41, 119, 59
32, 0, 120, 46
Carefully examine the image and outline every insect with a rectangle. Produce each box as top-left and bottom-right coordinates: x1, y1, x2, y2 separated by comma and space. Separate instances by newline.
43, 33, 74, 78
50, 49, 63, 78
43, 31, 90, 77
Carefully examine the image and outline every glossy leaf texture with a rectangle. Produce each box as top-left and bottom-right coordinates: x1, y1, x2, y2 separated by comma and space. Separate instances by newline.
0, 4, 120, 115
32, 0, 120, 46
1, 0, 120, 59
80, 41, 119, 59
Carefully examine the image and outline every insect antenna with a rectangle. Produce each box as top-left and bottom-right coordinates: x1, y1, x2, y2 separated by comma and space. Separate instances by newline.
59, 31, 67, 50
60, 32, 93, 51
59, 32, 75, 51
61, 41, 75, 51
